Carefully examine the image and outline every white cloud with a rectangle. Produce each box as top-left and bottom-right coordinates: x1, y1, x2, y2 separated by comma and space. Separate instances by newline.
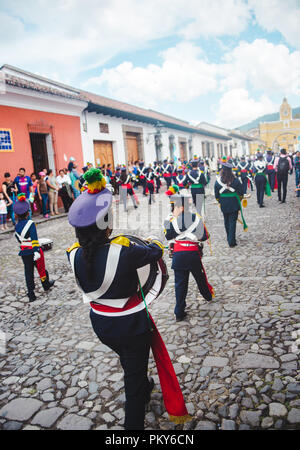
220, 39, 300, 96
249, 0, 300, 49
85, 42, 218, 106
0, 0, 252, 80
215, 88, 277, 128
179, 0, 251, 39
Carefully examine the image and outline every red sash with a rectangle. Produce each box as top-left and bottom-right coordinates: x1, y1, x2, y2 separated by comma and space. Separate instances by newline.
174, 241, 199, 252
91, 294, 190, 424
267, 165, 274, 170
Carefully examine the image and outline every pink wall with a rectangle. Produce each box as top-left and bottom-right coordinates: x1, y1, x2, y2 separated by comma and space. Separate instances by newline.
0, 105, 83, 183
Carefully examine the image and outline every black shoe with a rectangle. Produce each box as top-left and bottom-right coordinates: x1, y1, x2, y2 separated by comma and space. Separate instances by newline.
28, 291, 37, 302
281, 200, 286, 203
145, 377, 155, 404
42, 272, 55, 291
134, 205, 138, 209
259, 204, 265, 208
176, 312, 187, 322
42, 279, 55, 291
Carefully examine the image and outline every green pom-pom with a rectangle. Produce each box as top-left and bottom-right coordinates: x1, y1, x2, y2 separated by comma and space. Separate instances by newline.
83, 168, 103, 183
172, 184, 179, 193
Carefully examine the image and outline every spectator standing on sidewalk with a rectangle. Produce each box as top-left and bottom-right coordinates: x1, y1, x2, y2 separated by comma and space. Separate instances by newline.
30, 173, 39, 215
56, 169, 74, 212
14, 168, 34, 219
47, 169, 60, 215
37, 172, 49, 218
0, 192, 12, 230
2, 172, 17, 226
274, 149, 292, 203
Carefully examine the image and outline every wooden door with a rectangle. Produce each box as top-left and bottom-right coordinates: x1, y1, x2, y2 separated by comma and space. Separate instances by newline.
93, 140, 114, 170
30, 133, 49, 174
179, 141, 187, 161
126, 133, 139, 165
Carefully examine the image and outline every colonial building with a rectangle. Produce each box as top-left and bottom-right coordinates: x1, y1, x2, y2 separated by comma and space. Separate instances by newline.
246, 128, 267, 155
80, 92, 232, 168
259, 98, 300, 152
0, 65, 87, 180
197, 122, 253, 158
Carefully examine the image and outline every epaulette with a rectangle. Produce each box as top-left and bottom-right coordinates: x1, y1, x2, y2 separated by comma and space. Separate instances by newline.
151, 240, 164, 253
67, 242, 81, 253
110, 235, 131, 247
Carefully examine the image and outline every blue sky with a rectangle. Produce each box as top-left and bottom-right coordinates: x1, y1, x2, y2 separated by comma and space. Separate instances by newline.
1, 0, 300, 128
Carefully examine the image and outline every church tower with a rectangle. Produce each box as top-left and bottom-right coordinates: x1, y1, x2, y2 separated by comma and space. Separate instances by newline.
279, 97, 292, 121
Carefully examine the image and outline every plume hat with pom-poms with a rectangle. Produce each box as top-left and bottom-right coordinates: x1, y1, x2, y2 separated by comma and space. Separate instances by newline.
13, 193, 30, 215
68, 168, 112, 229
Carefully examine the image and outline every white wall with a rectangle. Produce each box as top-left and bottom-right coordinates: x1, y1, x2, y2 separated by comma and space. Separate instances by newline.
81, 111, 200, 166
0, 85, 87, 117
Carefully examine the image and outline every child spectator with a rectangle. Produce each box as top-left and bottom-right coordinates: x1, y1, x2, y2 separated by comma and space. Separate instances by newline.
0, 192, 12, 230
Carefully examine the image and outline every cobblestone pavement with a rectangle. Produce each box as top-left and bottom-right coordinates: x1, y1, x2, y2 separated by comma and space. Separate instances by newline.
0, 176, 300, 431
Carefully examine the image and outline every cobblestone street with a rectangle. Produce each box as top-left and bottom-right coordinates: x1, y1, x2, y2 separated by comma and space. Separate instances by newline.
0, 176, 300, 430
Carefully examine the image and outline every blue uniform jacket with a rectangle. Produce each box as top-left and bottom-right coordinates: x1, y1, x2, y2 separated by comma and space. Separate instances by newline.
188, 170, 207, 194
238, 162, 250, 178
164, 211, 209, 271
214, 178, 243, 214
67, 237, 163, 338
15, 219, 40, 256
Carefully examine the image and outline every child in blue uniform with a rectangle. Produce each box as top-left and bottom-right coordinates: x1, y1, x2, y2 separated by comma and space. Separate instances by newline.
214, 162, 245, 248
66, 168, 175, 430
187, 159, 207, 214
14, 194, 54, 302
163, 192, 214, 321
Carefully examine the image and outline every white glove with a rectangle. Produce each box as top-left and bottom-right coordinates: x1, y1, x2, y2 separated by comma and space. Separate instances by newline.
34, 252, 41, 261
146, 235, 160, 242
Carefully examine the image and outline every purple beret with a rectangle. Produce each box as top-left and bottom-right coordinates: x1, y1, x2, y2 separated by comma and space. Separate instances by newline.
68, 188, 112, 228
13, 198, 30, 215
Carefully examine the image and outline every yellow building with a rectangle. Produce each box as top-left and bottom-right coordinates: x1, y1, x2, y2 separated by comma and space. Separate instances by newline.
259, 98, 300, 153
247, 127, 267, 155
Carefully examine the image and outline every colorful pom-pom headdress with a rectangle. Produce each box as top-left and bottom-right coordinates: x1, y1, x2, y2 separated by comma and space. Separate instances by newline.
68, 168, 112, 229
13, 193, 30, 215
165, 185, 191, 207
165, 185, 180, 198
